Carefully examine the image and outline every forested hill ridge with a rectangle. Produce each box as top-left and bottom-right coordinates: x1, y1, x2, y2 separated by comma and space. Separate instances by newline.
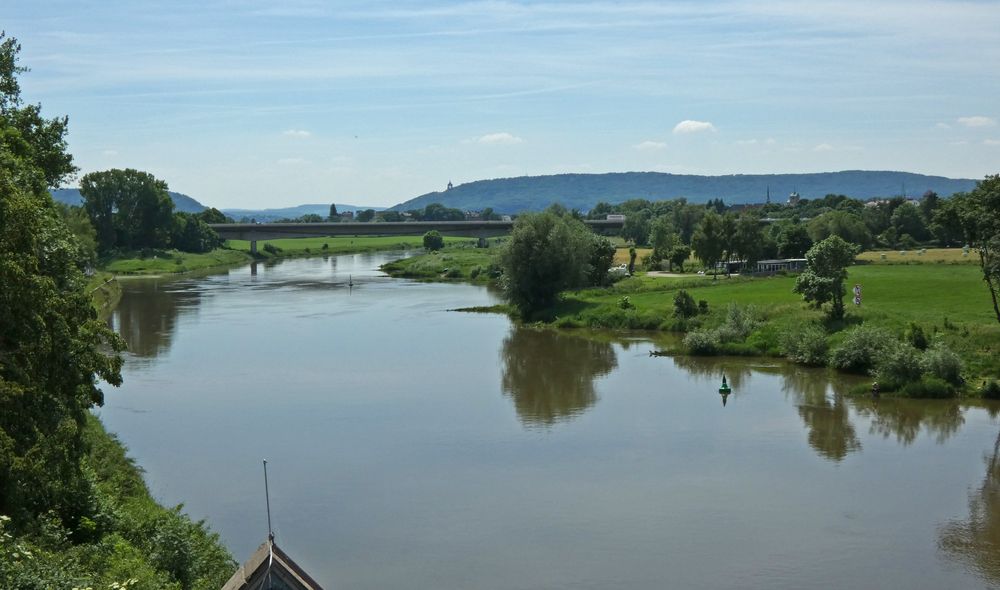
52, 187, 207, 213
391, 171, 978, 213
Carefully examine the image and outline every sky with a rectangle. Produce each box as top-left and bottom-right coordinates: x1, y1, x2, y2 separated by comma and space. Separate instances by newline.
7, 0, 1000, 209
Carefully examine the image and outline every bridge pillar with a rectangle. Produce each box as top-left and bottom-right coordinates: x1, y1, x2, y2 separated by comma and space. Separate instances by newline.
250, 240, 258, 255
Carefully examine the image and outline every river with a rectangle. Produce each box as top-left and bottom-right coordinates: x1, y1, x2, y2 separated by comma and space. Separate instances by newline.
98, 252, 1000, 590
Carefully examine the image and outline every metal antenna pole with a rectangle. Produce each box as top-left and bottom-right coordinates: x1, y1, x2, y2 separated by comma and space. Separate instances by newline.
263, 459, 274, 542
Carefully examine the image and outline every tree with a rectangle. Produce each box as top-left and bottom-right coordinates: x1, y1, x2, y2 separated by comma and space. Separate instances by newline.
692, 211, 725, 279
775, 222, 813, 258
807, 210, 873, 250
328, 202, 338, 220
647, 215, 677, 267
669, 245, 691, 273
733, 214, 764, 271
197, 206, 228, 224
955, 175, 1000, 323
499, 210, 593, 316
356, 208, 376, 222
0, 40, 124, 528
890, 203, 930, 243
79, 168, 175, 252
1, 34, 76, 188
171, 212, 222, 253
587, 235, 616, 286
622, 208, 652, 245
423, 230, 444, 251
793, 235, 859, 320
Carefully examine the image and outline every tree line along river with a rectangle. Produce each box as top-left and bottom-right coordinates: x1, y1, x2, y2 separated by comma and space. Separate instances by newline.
98, 251, 1000, 590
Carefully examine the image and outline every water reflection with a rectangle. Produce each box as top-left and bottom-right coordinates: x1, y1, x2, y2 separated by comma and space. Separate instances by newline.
500, 327, 617, 427
940, 430, 1000, 584
781, 369, 861, 462
854, 399, 966, 446
110, 279, 201, 359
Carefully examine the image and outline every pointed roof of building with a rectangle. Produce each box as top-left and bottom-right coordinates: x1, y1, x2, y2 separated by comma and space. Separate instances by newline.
221, 539, 325, 590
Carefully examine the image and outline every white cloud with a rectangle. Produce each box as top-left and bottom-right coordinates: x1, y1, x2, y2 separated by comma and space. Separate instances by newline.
949, 140, 969, 146
473, 132, 523, 145
673, 120, 716, 134
957, 116, 996, 128
935, 122, 951, 130
633, 140, 667, 151
102, 149, 119, 156
985, 139, 1000, 146
734, 139, 758, 145
813, 143, 835, 152
283, 129, 312, 138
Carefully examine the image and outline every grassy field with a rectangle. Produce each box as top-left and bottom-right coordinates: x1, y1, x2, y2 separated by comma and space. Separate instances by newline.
551, 263, 1000, 388
381, 240, 501, 282
857, 247, 978, 265
102, 248, 251, 274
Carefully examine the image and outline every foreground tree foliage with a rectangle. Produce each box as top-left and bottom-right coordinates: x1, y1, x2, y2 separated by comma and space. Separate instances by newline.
1, 33, 234, 589
793, 235, 860, 320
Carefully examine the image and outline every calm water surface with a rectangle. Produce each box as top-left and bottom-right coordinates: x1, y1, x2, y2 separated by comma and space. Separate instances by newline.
99, 253, 1000, 589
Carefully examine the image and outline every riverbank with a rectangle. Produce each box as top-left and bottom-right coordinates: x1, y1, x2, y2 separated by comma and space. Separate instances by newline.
393, 245, 1000, 397
94, 235, 477, 283
2, 416, 235, 588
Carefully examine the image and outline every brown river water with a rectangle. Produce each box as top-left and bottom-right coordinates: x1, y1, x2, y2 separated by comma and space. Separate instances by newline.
98, 252, 1000, 590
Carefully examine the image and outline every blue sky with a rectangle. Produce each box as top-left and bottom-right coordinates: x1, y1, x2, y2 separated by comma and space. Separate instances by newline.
8, 0, 1000, 208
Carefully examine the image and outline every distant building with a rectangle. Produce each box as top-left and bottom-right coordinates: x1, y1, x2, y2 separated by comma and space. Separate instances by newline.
501, 215, 512, 222
341, 210, 354, 219
447, 181, 453, 190
606, 214, 626, 221
787, 192, 801, 206
465, 210, 482, 220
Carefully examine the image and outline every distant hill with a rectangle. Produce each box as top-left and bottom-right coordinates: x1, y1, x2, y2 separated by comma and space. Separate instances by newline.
51, 188, 207, 214
390, 171, 979, 213
221, 203, 386, 222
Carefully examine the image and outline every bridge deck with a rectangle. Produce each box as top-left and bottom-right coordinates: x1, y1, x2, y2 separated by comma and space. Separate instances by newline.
210, 220, 623, 241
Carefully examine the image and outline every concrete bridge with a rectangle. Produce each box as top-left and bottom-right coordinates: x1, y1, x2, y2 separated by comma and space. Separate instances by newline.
209, 220, 624, 253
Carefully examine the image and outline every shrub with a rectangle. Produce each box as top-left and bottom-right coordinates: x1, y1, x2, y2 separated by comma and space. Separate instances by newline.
673, 290, 697, 318
423, 230, 444, 251
322, 243, 329, 250
829, 326, 896, 373
716, 303, 760, 343
874, 342, 924, 387
981, 380, 1000, 400
619, 296, 635, 310
698, 300, 709, 314
262, 243, 281, 255
900, 376, 954, 399
469, 265, 482, 279
906, 322, 929, 350
921, 342, 963, 385
780, 324, 829, 366
684, 329, 720, 355
445, 267, 462, 278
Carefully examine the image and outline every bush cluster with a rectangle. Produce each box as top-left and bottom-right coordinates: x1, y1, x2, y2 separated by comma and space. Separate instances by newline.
682, 304, 760, 355
829, 326, 896, 373
780, 323, 829, 366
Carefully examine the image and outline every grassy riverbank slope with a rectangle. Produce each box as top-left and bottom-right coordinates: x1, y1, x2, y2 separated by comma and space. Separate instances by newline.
2, 416, 235, 589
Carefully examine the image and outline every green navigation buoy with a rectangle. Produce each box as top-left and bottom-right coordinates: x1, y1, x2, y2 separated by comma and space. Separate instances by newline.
718, 374, 732, 407
719, 374, 731, 394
